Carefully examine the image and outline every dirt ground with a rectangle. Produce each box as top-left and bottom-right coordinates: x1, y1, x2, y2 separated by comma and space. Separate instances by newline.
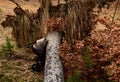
0, 0, 120, 82
0, 0, 43, 82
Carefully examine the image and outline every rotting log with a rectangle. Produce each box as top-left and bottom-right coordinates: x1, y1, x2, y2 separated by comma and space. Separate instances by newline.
44, 32, 64, 82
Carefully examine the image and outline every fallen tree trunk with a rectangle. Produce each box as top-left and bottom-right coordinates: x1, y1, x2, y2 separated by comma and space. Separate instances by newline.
44, 32, 64, 82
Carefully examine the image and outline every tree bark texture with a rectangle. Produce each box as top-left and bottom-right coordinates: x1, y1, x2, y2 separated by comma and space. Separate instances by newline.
44, 32, 64, 82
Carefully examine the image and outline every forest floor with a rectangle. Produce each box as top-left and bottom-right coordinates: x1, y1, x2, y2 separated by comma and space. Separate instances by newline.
0, 0, 44, 82
0, 0, 120, 82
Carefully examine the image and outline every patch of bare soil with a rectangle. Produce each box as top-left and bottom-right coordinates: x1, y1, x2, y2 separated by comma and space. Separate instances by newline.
0, 0, 40, 17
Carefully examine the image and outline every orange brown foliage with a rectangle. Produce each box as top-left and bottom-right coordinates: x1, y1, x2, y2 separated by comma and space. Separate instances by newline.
46, 17, 64, 32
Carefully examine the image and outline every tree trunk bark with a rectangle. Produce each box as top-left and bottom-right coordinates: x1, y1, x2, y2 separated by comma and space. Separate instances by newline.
44, 32, 64, 82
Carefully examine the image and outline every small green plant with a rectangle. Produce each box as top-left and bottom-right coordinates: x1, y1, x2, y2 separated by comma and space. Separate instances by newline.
65, 70, 86, 82
83, 45, 93, 69
0, 8, 2, 13
0, 37, 14, 57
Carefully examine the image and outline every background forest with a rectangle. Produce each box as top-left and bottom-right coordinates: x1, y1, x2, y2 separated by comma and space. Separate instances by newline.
0, 0, 120, 82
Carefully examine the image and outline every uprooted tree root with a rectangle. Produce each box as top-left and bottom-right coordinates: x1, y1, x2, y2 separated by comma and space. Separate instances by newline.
1, 0, 96, 48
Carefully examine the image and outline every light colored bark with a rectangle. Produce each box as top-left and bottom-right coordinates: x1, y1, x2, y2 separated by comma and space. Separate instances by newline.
44, 32, 64, 82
